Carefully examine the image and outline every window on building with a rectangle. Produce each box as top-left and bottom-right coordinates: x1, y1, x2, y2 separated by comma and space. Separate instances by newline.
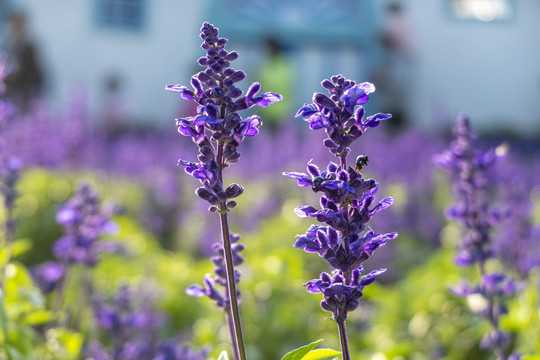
449, 0, 515, 22
95, 0, 144, 29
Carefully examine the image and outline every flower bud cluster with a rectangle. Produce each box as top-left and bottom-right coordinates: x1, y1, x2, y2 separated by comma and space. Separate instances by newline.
179, 159, 243, 213
296, 75, 391, 158
0, 154, 22, 234
285, 76, 395, 321
186, 232, 244, 310
167, 22, 282, 174
305, 267, 386, 319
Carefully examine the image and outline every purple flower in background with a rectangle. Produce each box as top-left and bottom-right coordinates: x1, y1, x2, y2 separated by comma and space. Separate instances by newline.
435, 114, 521, 359
284, 75, 395, 360
31, 261, 65, 293
52, 183, 118, 266
153, 341, 210, 360
86, 283, 190, 360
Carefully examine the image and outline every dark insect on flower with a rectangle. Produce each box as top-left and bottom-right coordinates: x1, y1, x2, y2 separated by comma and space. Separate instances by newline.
355, 155, 369, 173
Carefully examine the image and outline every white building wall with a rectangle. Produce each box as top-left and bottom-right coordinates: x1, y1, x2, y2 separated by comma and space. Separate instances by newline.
10, 0, 540, 136
14, 0, 210, 125
402, 0, 540, 135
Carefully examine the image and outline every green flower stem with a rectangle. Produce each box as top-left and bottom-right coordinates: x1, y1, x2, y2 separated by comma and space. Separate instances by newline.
336, 314, 351, 360
219, 213, 246, 360
217, 143, 246, 360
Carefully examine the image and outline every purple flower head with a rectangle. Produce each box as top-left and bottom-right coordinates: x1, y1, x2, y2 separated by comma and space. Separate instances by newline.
340, 82, 375, 113
294, 225, 396, 274
31, 261, 65, 293
244, 82, 283, 108
166, 22, 282, 176
295, 75, 391, 157
283, 160, 377, 205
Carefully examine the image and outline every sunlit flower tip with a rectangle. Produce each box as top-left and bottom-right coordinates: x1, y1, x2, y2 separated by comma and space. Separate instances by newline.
295, 103, 318, 118
225, 183, 244, 199
55, 207, 79, 224
313, 93, 335, 109
362, 113, 392, 128
321, 79, 335, 90
239, 115, 261, 136
244, 82, 283, 108
359, 268, 387, 286
164, 84, 196, 100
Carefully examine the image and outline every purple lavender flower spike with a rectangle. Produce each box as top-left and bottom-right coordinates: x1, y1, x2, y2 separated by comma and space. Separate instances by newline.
166, 22, 282, 360
284, 75, 395, 360
435, 114, 521, 359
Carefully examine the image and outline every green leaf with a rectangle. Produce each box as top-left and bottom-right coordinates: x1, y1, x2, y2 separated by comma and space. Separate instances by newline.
523, 357, 540, 360
281, 339, 324, 360
55, 329, 83, 358
24, 310, 53, 325
301, 348, 341, 360
217, 351, 229, 360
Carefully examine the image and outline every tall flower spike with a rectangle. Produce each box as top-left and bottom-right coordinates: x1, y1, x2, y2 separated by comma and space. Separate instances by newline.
166, 22, 282, 360
435, 114, 521, 360
284, 75, 395, 360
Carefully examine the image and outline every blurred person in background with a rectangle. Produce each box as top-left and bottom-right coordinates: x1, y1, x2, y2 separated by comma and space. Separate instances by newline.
4, 12, 44, 112
373, 1, 414, 132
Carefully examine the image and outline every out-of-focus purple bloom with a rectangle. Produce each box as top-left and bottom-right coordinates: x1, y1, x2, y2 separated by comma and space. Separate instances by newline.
51, 183, 118, 266
0, 54, 18, 125
436, 115, 521, 358
31, 261, 65, 293
87, 283, 175, 360
153, 341, 210, 360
